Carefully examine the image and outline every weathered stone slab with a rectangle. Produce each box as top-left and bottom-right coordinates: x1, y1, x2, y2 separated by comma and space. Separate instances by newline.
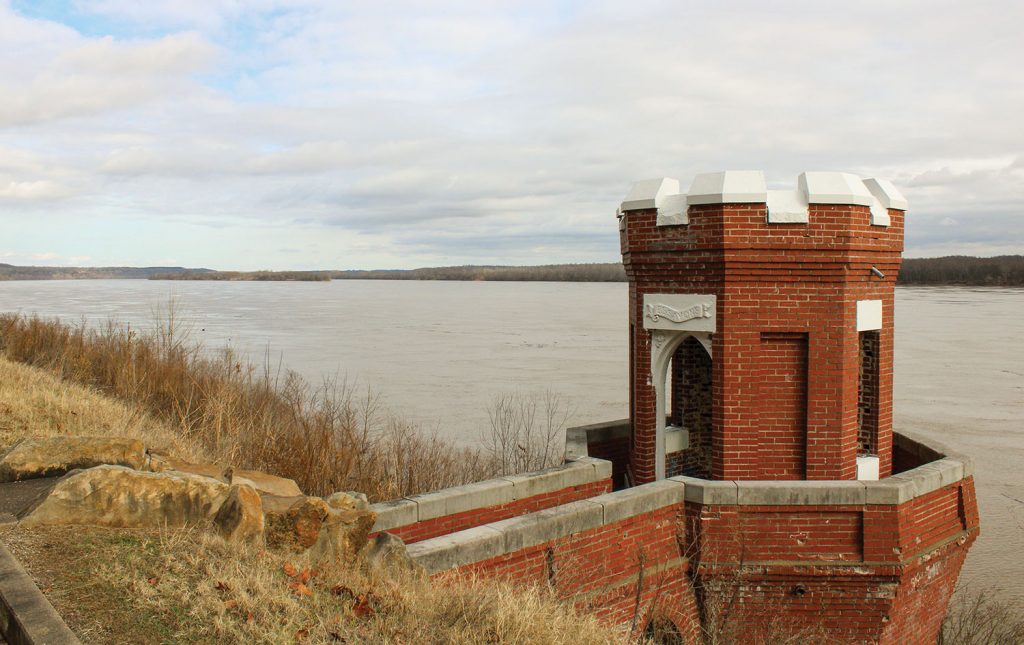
265, 493, 377, 563
19, 465, 229, 528
669, 476, 738, 505
370, 498, 418, 532
0, 436, 145, 482
735, 480, 867, 506
407, 526, 505, 573
590, 479, 685, 525
488, 500, 604, 552
214, 484, 264, 543
229, 468, 302, 498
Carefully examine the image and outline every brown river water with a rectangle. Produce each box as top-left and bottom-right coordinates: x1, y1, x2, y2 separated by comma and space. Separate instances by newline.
0, 280, 1021, 599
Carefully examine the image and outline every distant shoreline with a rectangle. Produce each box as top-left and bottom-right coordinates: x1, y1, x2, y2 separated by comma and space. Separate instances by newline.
2, 256, 1023, 286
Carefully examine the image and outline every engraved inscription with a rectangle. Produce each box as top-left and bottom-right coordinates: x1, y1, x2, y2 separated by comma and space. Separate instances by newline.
645, 302, 712, 324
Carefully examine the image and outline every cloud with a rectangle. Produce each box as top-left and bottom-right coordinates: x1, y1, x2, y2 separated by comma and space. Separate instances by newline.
0, 1, 1022, 269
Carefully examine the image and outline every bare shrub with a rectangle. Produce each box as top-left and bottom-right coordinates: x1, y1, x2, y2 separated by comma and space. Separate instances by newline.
0, 310, 496, 501
940, 585, 1024, 645
484, 390, 573, 476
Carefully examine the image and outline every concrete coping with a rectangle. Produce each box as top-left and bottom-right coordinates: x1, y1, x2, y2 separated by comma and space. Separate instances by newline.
370, 456, 614, 532
671, 457, 971, 507
564, 418, 630, 460
619, 171, 906, 228
407, 478, 686, 573
0, 540, 82, 644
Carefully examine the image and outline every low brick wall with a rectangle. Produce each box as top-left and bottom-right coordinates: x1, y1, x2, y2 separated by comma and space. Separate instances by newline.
369, 457, 612, 544
407, 477, 700, 639
401, 429, 977, 644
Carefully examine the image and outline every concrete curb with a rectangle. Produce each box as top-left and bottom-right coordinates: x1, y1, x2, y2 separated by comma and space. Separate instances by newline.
0, 540, 81, 645
370, 458, 613, 533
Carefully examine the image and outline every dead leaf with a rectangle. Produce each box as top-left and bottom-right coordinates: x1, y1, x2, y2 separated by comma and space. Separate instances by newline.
223, 599, 238, 610
352, 593, 375, 619
288, 582, 313, 597
328, 631, 345, 642
295, 628, 310, 640
283, 562, 299, 577
331, 584, 354, 599
246, 612, 255, 625
147, 577, 160, 586
214, 581, 231, 592
298, 568, 317, 584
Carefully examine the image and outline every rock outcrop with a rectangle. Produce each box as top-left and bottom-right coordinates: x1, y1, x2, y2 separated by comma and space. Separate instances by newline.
19, 465, 229, 528
5, 436, 376, 565
213, 484, 264, 543
0, 436, 146, 482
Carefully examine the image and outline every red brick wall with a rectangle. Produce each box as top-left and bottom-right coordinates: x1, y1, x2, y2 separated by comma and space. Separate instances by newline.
378, 479, 611, 544
442, 503, 703, 641
758, 332, 808, 479
621, 203, 904, 482
680, 477, 978, 643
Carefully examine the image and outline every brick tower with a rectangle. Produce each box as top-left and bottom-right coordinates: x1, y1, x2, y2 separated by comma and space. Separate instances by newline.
618, 171, 906, 484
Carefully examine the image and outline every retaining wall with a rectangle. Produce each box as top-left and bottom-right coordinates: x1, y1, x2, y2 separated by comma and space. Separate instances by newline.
369, 457, 611, 543
399, 425, 977, 644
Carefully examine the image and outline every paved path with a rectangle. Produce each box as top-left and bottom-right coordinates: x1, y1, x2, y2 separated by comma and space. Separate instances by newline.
0, 478, 61, 523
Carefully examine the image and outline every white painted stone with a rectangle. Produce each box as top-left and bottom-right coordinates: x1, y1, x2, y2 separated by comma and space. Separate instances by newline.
766, 189, 809, 223
621, 177, 680, 212
863, 177, 908, 211
641, 294, 716, 332
687, 171, 767, 205
856, 300, 883, 331
857, 455, 880, 481
656, 193, 689, 226
868, 199, 892, 227
665, 425, 688, 453
799, 172, 874, 206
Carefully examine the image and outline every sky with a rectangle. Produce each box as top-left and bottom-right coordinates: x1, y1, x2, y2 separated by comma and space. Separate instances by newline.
0, 1, 1022, 270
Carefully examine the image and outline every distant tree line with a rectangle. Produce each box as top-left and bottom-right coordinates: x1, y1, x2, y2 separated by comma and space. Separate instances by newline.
898, 256, 1024, 286
5, 257, 1024, 286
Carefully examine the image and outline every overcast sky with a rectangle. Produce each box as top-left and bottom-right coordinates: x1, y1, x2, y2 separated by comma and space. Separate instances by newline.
1, 1, 1022, 270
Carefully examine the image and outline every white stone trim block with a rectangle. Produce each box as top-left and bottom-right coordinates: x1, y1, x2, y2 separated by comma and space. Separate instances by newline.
863, 177, 908, 211
687, 171, 767, 205
621, 177, 680, 212
857, 455, 880, 481
656, 193, 689, 226
799, 171, 874, 206
856, 300, 883, 331
766, 189, 810, 223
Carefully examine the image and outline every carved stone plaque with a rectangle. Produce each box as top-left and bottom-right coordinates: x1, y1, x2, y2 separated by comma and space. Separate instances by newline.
642, 294, 716, 332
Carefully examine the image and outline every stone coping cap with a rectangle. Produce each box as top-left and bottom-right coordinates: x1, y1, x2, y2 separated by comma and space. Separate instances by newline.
408, 478, 686, 573
565, 419, 630, 460
370, 456, 613, 532
619, 171, 907, 228
673, 456, 970, 507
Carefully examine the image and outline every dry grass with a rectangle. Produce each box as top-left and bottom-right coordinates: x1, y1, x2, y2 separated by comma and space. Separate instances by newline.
2, 525, 629, 645
0, 312, 493, 501
0, 355, 204, 462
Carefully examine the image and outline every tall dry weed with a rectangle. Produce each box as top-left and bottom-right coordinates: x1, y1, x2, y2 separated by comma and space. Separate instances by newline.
0, 311, 493, 500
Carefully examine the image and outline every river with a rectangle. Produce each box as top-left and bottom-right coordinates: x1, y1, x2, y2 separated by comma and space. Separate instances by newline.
0, 280, 1021, 598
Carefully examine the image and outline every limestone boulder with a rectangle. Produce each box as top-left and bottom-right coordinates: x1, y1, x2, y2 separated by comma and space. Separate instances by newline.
146, 453, 228, 482
363, 532, 419, 573
265, 497, 330, 552
19, 465, 229, 528
214, 484, 264, 543
308, 493, 378, 564
228, 468, 302, 498
264, 493, 376, 563
0, 436, 146, 482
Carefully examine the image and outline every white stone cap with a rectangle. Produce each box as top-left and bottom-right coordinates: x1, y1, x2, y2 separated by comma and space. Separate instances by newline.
798, 172, 874, 206
620, 170, 907, 228
687, 170, 767, 205
620, 177, 680, 211
863, 177, 908, 210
